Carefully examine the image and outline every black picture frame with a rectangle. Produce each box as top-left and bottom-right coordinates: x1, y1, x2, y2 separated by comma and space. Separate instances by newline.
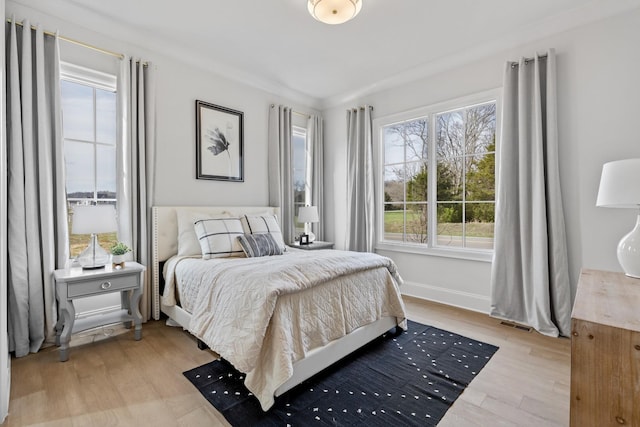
196, 100, 244, 181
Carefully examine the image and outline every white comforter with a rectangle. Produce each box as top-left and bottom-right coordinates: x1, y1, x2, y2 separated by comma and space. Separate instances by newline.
167, 250, 407, 410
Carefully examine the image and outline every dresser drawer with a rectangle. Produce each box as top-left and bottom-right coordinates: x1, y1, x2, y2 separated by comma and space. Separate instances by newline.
66, 274, 138, 298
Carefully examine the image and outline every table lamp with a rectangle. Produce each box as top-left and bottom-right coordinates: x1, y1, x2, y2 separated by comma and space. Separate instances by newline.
298, 206, 319, 245
72, 205, 118, 269
596, 158, 640, 278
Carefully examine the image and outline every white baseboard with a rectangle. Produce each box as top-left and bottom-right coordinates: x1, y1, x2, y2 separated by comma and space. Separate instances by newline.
1, 361, 9, 424
401, 280, 491, 314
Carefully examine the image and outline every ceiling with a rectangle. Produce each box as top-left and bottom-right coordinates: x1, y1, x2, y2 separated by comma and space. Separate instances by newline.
11, 0, 640, 107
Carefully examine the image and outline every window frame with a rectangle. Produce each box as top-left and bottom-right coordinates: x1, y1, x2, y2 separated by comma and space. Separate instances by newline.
60, 62, 118, 257
292, 125, 311, 235
374, 89, 501, 262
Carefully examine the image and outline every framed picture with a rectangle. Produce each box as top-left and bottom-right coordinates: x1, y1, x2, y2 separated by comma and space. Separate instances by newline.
196, 100, 244, 181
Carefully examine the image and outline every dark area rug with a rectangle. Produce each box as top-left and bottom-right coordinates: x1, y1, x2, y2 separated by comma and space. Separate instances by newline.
183, 320, 498, 426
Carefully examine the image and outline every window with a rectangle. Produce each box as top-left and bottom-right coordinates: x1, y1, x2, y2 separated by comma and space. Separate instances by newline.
379, 92, 497, 254
60, 63, 117, 257
292, 125, 310, 235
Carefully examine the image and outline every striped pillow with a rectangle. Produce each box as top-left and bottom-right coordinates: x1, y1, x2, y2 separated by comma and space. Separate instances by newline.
194, 218, 245, 259
240, 214, 286, 252
237, 233, 283, 258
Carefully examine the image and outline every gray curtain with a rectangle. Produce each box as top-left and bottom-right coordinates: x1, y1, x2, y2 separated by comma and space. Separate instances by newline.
117, 57, 156, 320
308, 114, 325, 241
268, 105, 295, 245
346, 106, 375, 252
490, 49, 572, 337
6, 21, 68, 356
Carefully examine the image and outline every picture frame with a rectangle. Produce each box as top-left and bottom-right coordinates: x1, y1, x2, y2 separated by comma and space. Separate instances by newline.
196, 100, 244, 181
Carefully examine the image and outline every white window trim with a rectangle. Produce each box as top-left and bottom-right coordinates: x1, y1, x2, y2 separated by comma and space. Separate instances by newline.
373, 88, 501, 261
60, 61, 116, 92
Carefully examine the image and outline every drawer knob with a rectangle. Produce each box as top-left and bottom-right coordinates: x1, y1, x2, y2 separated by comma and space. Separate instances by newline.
100, 281, 112, 290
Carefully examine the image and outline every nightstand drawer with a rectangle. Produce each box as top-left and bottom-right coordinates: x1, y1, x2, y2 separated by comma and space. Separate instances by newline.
67, 274, 136, 298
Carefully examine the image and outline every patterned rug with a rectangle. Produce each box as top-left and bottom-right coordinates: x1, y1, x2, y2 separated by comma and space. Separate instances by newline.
183, 320, 498, 426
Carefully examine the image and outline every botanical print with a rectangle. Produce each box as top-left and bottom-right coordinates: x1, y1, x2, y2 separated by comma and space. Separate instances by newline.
196, 100, 243, 181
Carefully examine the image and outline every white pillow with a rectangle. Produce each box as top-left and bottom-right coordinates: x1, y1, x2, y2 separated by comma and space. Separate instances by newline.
194, 218, 245, 259
240, 214, 286, 252
177, 210, 229, 256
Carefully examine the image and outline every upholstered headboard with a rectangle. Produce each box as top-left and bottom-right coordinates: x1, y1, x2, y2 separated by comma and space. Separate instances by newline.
150, 206, 280, 319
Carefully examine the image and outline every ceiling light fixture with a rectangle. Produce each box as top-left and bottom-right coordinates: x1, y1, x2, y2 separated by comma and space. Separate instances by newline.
307, 0, 362, 25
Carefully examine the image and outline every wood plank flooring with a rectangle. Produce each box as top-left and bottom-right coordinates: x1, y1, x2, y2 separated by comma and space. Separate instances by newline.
5, 297, 570, 426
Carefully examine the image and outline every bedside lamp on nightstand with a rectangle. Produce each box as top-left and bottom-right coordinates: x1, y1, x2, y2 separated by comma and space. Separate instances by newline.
596, 158, 640, 278
72, 205, 118, 269
298, 206, 319, 245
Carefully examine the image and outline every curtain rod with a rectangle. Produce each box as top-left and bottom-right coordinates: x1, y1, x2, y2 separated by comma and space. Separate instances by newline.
270, 104, 311, 119
510, 54, 548, 68
7, 18, 124, 60
347, 105, 374, 112
7, 18, 148, 66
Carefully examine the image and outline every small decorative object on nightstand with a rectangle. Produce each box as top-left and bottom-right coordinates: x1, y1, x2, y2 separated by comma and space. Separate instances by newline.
110, 241, 131, 269
291, 240, 334, 250
53, 261, 145, 362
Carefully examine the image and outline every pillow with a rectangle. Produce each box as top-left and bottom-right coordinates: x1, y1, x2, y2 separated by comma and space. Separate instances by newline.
193, 218, 245, 259
237, 233, 283, 258
240, 214, 286, 251
177, 210, 229, 256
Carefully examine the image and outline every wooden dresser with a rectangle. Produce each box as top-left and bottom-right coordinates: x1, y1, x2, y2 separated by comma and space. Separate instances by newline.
570, 269, 640, 426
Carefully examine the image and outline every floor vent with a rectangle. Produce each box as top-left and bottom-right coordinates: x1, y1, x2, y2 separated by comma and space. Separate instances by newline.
500, 321, 532, 332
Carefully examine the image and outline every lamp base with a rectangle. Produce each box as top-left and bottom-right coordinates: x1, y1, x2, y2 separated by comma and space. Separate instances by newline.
617, 214, 640, 279
77, 234, 110, 269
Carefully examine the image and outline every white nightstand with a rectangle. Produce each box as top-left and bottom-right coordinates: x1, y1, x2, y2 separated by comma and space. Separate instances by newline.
53, 261, 145, 362
289, 241, 335, 250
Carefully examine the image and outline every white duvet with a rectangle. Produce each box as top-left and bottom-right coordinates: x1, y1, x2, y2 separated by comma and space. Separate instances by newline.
164, 250, 407, 410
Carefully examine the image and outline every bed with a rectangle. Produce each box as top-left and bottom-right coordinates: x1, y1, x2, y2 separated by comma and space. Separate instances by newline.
151, 206, 407, 410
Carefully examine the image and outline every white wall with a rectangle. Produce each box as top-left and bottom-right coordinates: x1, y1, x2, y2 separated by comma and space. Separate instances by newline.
323, 8, 640, 312
1, 1, 9, 423
5, 1, 318, 209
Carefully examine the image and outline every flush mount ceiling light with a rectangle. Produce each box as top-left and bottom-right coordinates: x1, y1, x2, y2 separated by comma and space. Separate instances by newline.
308, 0, 362, 25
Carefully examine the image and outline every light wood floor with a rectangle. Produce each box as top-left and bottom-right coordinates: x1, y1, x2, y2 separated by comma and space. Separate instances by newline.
5, 297, 570, 426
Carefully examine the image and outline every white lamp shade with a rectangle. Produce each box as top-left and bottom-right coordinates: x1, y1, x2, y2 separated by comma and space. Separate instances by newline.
72, 205, 118, 234
308, 0, 362, 25
298, 206, 319, 223
596, 159, 640, 208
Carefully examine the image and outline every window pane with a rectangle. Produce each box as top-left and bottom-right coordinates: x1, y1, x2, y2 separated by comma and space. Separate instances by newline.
383, 126, 405, 165
384, 165, 404, 204
465, 153, 495, 201
465, 103, 496, 156
437, 157, 463, 201
383, 208, 404, 243
436, 202, 463, 248
405, 204, 428, 243
64, 140, 94, 198
61, 80, 94, 141
96, 145, 116, 199
465, 203, 495, 250
96, 89, 116, 145
406, 162, 427, 203
436, 110, 464, 159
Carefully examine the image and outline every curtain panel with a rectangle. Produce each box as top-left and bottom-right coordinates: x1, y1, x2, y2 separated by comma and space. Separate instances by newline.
308, 114, 325, 241
268, 105, 295, 245
346, 106, 375, 252
6, 21, 68, 356
117, 58, 156, 320
490, 49, 572, 337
